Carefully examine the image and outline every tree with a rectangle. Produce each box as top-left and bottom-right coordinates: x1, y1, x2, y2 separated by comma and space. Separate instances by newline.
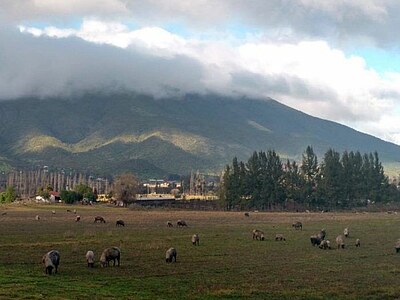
113, 173, 139, 206
300, 146, 319, 207
75, 184, 96, 202
0, 187, 17, 203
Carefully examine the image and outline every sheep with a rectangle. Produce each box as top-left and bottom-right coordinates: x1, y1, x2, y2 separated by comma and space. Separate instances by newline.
51, 210, 56, 214
86, 250, 95, 268
252, 229, 265, 241
75, 215, 81, 222
165, 247, 177, 263
355, 239, 361, 247
94, 216, 106, 223
244, 212, 250, 217
310, 235, 321, 246
1, 212, 7, 216
275, 234, 286, 241
66, 209, 71, 212
116, 220, 125, 227
167, 221, 173, 227
395, 240, 400, 253
192, 234, 200, 246
42, 250, 60, 275
35, 215, 40, 221
319, 240, 331, 250
100, 247, 121, 267
73, 209, 77, 214
177, 220, 187, 227
317, 229, 326, 240
336, 235, 345, 249
292, 221, 302, 230
344, 227, 349, 238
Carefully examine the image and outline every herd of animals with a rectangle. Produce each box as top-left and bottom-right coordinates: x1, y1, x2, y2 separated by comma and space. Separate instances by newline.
33, 210, 400, 275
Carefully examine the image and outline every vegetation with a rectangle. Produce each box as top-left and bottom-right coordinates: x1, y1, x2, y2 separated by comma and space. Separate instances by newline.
113, 173, 139, 206
1, 93, 400, 177
60, 184, 96, 204
0, 187, 16, 203
221, 146, 396, 210
1, 205, 400, 299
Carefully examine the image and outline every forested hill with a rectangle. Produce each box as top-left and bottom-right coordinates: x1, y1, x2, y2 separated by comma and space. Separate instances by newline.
0, 92, 399, 178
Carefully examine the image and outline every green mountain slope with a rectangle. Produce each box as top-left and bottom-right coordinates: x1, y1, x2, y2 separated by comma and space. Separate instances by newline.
0, 93, 399, 177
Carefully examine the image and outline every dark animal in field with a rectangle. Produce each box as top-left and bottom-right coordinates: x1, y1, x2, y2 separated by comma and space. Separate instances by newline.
244, 212, 250, 217
67, 209, 71, 212
167, 221, 173, 227
1, 212, 7, 216
192, 234, 200, 245
86, 250, 95, 268
292, 221, 302, 230
344, 227, 349, 238
177, 220, 187, 227
75, 215, 81, 222
319, 240, 331, 250
336, 235, 345, 249
100, 247, 121, 267
116, 220, 125, 227
252, 229, 265, 241
166, 247, 177, 263
355, 239, 361, 247
275, 234, 286, 241
42, 250, 60, 275
94, 216, 106, 223
310, 235, 322, 246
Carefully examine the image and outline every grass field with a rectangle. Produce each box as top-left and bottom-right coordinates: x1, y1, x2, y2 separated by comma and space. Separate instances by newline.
1, 204, 400, 299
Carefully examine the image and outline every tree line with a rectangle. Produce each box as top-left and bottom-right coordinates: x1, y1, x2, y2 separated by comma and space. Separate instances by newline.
220, 146, 399, 211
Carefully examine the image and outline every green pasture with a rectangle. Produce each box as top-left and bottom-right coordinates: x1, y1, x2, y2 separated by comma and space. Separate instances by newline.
0, 205, 400, 299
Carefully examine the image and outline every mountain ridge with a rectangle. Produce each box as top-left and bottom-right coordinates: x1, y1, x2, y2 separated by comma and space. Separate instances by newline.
0, 92, 399, 177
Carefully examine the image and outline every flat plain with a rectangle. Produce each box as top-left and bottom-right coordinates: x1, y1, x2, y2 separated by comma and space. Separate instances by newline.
1, 204, 400, 299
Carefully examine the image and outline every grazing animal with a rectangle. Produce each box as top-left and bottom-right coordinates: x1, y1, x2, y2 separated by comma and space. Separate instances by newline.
177, 220, 187, 227
395, 240, 400, 253
35, 215, 40, 221
86, 250, 95, 268
344, 227, 349, 238
1, 212, 7, 216
319, 240, 331, 250
244, 212, 250, 217
116, 220, 125, 227
73, 209, 77, 214
94, 216, 106, 223
42, 250, 60, 275
292, 221, 302, 230
252, 229, 265, 241
75, 215, 81, 222
355, 239, 361, 247
165, 247, 177, 263
167, 221, 173, 227
336, 235, 345, 249
317, 229, 326, 240
275, 234, 286, 241
100, 247, 121, 267
192, 234, 200, 246
310, 235, 322, 246
51, 210, 56, 214
67, 209, 71, 212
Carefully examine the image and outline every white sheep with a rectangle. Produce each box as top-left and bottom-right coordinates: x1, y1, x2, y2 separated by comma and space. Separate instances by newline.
344, 228, 349, 238
336, 235, 345, 249
35, 215, 40, 221
86, 250, 95, 268
100, 247, 121, 267
252, 229, 265, 241
75, 215, 81, 222
192, 234, 200, 246
42, 250, 60, 275
166, 247, 177, 263
355, 239, 361, 247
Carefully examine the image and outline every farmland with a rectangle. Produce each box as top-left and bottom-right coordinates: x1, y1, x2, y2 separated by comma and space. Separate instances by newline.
1, 204, 400, 299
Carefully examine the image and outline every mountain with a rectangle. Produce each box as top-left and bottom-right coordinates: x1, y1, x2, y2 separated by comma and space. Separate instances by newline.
0, 92, 399, 177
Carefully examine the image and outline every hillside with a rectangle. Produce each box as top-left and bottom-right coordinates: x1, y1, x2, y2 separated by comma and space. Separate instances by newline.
0, 92, 399, 177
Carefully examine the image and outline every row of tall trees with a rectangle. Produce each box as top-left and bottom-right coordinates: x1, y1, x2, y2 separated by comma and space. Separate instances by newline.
220, 146, 397, 210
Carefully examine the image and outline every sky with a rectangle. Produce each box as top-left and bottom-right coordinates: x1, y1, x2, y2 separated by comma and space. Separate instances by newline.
1, 1, 400, 144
